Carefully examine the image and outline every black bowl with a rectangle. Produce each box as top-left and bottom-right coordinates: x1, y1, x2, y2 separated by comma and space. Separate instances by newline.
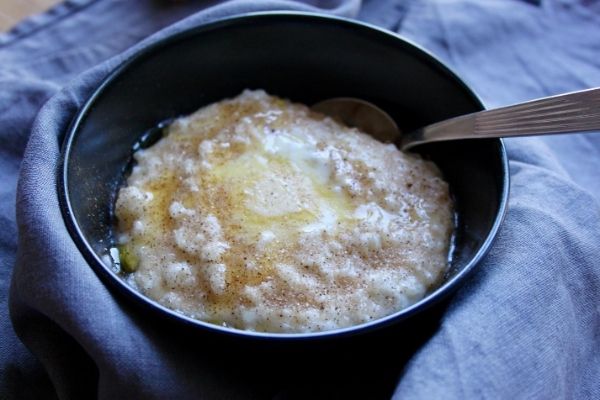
59, 12, 509, 341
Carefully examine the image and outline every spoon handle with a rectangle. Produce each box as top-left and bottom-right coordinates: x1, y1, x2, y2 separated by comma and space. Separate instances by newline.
401, 87, 600, 150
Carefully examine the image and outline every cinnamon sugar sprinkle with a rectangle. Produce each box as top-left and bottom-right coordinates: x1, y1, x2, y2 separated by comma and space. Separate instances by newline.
115, 90, 453, 333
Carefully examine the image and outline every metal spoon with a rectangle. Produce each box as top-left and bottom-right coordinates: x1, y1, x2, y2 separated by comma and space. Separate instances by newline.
312, 87, 600, 151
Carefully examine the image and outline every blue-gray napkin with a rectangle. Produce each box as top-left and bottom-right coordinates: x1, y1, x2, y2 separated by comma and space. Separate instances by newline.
3, 1, 363, 399
359, 1, 600, 398
4, 0, 600, 399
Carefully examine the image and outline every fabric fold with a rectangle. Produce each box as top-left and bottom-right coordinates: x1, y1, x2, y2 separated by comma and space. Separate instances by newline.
7, 1, 363, 399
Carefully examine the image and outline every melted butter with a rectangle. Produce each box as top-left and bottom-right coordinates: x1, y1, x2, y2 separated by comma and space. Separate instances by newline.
118, 92, 358, 319
195, 120, 356, 313
206, 131, 354, 241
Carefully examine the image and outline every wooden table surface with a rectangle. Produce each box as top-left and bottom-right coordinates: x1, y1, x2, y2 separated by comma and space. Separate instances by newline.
0, 0, 62, 32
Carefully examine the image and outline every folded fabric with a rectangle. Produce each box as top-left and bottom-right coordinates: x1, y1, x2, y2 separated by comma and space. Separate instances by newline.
4, 0, 600, 399
360, 1, 600, 398
4, 1, 364, 399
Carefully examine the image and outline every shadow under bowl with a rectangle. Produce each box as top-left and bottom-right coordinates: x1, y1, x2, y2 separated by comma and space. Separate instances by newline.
59, 12, 509, 342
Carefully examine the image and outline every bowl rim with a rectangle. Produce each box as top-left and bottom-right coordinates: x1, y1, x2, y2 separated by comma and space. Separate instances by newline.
59, 11, 510, 341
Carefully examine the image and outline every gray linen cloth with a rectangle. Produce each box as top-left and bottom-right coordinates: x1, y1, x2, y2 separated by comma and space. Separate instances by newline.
3, 0, 600, 399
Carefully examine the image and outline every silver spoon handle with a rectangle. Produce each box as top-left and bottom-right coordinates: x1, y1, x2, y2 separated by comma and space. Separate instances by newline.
401, 87, 600, 150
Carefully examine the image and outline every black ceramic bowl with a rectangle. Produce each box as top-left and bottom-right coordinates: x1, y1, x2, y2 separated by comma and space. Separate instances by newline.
60, 12, 509, 341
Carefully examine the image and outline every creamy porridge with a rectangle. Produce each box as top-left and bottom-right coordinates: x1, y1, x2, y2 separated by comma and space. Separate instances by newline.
115, 90, 453, 333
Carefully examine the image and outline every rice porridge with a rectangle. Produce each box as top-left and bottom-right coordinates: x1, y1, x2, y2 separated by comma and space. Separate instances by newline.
115, 90, 453, 333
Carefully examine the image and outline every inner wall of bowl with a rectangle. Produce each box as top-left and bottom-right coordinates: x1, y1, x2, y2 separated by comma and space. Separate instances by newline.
66, 14, 502, 294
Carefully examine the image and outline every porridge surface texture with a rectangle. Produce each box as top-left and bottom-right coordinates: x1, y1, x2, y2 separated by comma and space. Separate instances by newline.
115, 90, 453, 333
